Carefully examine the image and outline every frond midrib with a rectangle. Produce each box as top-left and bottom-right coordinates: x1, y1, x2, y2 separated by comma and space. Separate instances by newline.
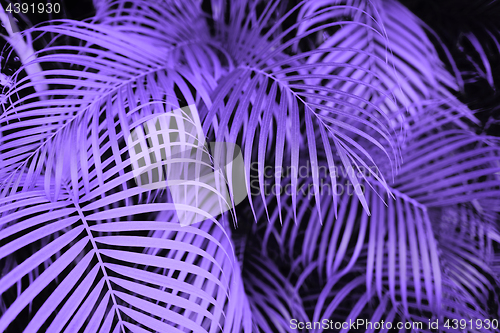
63, 181, 126, 333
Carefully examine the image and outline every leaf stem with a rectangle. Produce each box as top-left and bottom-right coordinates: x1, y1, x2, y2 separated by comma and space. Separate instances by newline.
63, 181, 127, 333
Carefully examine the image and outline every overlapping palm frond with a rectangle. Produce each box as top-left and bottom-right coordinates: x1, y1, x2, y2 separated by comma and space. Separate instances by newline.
201, 0, 407, 218
254, 102, 500, 330
0, 2, 244, 332
0, 173, 251, 332
242, 251, 309, 332
0, 0, 220, 200
1, 0, 500, 332
250, 2, 500, 324
295, 0, 478, 128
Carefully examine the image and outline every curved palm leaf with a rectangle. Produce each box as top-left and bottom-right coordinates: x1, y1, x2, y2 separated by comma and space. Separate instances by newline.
0, 3, 251, 331
0, 170, 251, 332
1, 0, 500, 332
254, 102, 500, 326
201, 0, 404, 219
0, 0, 220, 201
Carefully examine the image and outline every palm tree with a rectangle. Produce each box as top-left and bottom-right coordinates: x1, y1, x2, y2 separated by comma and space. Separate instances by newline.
1, 0, 499, 332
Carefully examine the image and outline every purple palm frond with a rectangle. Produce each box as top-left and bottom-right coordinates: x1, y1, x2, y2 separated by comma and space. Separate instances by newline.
1, 0, 500, 332
0, 2, 218, 201
254, 105, 500, 327
0, 178, 251, 332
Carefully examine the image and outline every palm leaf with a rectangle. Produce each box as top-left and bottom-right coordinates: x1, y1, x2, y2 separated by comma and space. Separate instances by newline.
201, 0, 403, 219
1, 0, 500, 331
0, 172, 251, 332
254, 102, 500, 324
0, 0, 220, 201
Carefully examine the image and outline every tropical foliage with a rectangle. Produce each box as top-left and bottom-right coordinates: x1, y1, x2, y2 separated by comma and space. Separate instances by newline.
1, 0, 500, 332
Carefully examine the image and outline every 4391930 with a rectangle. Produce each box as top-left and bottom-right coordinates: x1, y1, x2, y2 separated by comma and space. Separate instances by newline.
5, 2, 60, 14
444, 318, 499, 330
